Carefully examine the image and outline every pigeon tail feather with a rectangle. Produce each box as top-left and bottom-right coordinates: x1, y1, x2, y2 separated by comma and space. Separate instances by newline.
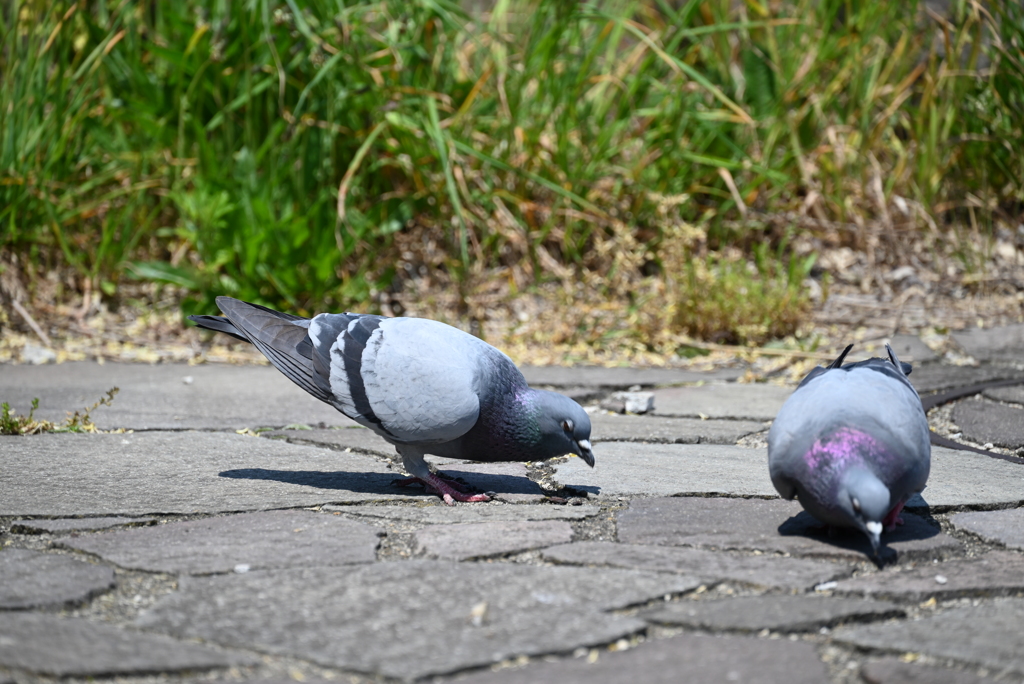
214, 298, 331, 403
186, 314, 250, 343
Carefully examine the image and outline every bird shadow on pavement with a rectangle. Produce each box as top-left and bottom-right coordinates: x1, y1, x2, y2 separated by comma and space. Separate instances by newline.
219, 466, 548, 498
778, 510, 942, 567
219, 468, 429, 496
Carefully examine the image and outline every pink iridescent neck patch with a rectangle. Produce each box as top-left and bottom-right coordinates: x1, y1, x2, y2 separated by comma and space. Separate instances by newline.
803, 427, 886, 473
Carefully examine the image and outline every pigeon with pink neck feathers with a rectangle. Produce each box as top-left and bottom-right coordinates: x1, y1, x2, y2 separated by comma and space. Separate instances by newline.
768, 343, 931, 556
188, 297, 594, 505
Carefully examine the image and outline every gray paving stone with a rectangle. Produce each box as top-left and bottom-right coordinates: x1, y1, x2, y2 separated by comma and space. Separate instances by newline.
60, 510, 382, 574
642, 595, 902, 632
448, 632, 828, 684
263, 427, 394, 456
952, 323, 1024, 362
555, 443, 1024, 509
589, 412, 764, 444
889, 334, 939, 364
861, 658, 995, 684
836, 551, 1024, 600
617, 497, 960, 562
0, 431, 421, 516
0, 361, 356, 430
136, 561, 700, 681
984, 383, 1024, 405
541, 541, 853, 591
10, 516, 157, 533
554, 442, 776, 499
907, 446, 1024, 509
267, 431, 561, 500
412, 520, 573, 560
911, 364, 1024, 394
952, 399, 1024, 449
559, 387, 607, 404
951, 508, 1024, 549
0, 612, 254, 676
0, 549, 115, 609
519, 365, 742, 388
266, 430, 552, 498
833, 598, 1024, 675
325, 502, 601, 523
651, 383, 793, 421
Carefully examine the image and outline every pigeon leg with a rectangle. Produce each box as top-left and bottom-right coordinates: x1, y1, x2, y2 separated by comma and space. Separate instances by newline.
882, 501, 906, 531
395, 447, 490, 506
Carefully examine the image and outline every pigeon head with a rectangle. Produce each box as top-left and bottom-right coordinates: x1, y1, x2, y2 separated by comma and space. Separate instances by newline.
838, 466, 891, 556
531, 390, 594, 466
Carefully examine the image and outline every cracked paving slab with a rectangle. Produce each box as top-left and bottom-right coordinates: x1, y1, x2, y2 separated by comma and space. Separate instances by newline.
324, 502, 601, 523
835, 550, 1024, 600
59, 510, 383, 574
10, 516, 157, 534
0, 431, 423, 516
860, 658, 996, 684
616, 497, 960, 562
651, 383, 793, 421
0, 548, 115, 609
0, 361, 357, 430
554, 443, 776, 499
641, 594, 903, 633
135, 561, 700, 681
263, 427, 394, 457
0, 612, 256, 676
952, 398, 1024, 450
588, 412, 765, 445
411, 520, 573, 560
541, 541, 853, 591
951, 323, 1024, 363
553, 444, 1024, 509
448, 632, 828, 684
264, 432, 564, 501
833, 598, 1024, 676
984, 384, 1024, 404
911, 365, 1024, 395
951, 508, 1024, 550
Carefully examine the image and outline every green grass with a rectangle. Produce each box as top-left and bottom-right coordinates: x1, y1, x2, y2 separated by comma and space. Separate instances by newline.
1, 0, 1020, 344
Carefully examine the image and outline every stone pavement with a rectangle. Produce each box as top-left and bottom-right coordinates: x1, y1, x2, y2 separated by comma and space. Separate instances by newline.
1, 325, 1024, 684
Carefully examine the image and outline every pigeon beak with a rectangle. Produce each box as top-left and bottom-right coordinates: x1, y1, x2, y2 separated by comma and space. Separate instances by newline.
576, 439, 595, 468
865, 520, 882, 557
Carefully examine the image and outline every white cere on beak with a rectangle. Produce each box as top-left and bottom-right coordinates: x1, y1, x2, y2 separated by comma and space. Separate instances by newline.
577, 439, 591, 452
865, 521, 883, 536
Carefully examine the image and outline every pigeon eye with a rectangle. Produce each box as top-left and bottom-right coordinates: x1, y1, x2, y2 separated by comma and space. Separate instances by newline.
561, 419, 574, 433
851, 497, 861, 513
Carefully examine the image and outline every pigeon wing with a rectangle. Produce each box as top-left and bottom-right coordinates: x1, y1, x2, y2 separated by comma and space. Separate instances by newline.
308, 315, 486, 443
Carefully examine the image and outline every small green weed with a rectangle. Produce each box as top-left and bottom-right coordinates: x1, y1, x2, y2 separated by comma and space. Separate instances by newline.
0, 388, 120, 435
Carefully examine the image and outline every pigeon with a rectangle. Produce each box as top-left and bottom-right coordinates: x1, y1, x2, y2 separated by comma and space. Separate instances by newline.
767, 343, 931, 555
188, 297, 594, 504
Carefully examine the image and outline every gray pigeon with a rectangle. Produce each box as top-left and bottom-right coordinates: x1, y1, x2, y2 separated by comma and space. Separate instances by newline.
188, 297, 594, 504
767, 343, 930, 555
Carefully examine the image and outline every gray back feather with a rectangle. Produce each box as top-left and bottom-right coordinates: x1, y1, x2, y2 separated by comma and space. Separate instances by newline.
769, 344, 930, 502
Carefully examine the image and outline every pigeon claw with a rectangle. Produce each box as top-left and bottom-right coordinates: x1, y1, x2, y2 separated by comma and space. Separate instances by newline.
392, 474, 491, 506
882, 501, 906, 532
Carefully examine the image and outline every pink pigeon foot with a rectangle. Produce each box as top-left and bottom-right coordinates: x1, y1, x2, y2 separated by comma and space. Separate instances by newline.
391, 472, 490, 505
882, 501, 906, 531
